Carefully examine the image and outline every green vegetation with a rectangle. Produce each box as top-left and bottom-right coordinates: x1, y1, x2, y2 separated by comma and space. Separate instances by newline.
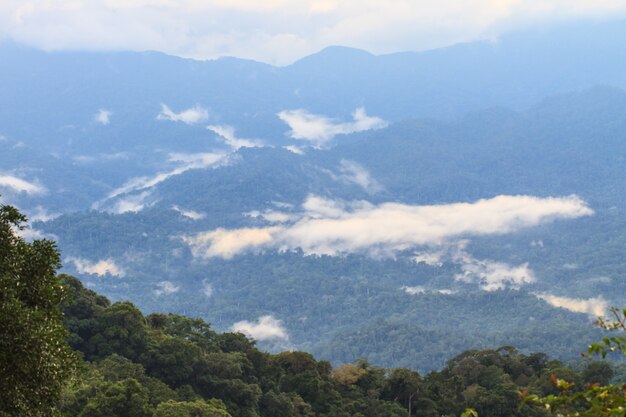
2, 203, 624, 417
0, 203, 76, 416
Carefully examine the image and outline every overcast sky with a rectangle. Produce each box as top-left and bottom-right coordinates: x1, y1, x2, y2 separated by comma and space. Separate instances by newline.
1, 0, 625, 65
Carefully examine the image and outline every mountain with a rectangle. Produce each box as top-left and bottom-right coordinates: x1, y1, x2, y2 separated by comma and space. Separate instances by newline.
3, 19, 626, 371
25, 86, 624, 371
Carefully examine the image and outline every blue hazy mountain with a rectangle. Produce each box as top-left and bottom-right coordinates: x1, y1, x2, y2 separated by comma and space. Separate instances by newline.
3, 19, 626, 370
1, 18, 625, 155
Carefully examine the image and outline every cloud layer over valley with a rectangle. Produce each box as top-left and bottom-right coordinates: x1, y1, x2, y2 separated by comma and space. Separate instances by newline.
183, 194, 593, 260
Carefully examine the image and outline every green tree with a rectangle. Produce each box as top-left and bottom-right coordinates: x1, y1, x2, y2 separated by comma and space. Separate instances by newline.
523, 307, 626, 416
78, 378, 152, 417
0, 202, 76, 416
154, 399, 231, 417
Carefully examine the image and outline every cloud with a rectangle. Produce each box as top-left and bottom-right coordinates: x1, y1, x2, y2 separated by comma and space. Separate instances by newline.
202, 280, 213, 297
536, 293, 608, 317
94, 109, 111, 125
414, 250, 445, 267
154, 280, 180, 296
96, 152, 227, 210
172, 205, 206, 220
245, 209, 296, 223
26, 206, 59, 222
0, 175, 45, 195
402, 285, 457, 295
207, 125, 264, 151
328, 159, 382, 193
14, 226, 55, 241
111, 191, 151, 214
184, 226, 281, 260
455, 257, 536, 291
231, 315, 288, 341
2, 1, 625, 64
157, 104, 209, 124
67, 257, 125, 277
184, 194, 593, 259
277, 107, 387, 147
73, 152, 129, 164
402, 285, 426, 295
283, 145, 305, 155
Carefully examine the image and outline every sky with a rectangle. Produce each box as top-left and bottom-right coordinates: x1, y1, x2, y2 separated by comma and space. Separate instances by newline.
1, 1, 626, 65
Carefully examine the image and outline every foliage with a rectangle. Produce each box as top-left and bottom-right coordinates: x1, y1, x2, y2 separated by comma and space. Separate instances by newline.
0, 202, 76, 416
521, 307, 626, 416
59, 273, 602, 417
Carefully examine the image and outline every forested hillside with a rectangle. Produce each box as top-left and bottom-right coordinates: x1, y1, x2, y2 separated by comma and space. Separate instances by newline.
29, 87, 626, 371
3, 202, 625, 417
56, 275, 619, 417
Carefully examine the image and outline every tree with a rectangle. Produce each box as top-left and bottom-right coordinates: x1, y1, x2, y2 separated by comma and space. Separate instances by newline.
0, 202, 76, 416
522, 306, 626, 416
79, 378, 152, 417
154, 399, 231, 417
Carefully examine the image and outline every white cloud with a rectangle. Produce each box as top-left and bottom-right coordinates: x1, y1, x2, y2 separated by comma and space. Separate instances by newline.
207, 125, 264, 151
414, 250, 445, 267
24, 206, 60, 223
283, 145, 305, 155
94, 109, 111, 125
402, 285, 426, 295
96, 152, 227, 210
154, 280, 180, 296
73, 152, 129, 164
157, 104, 209, 124
455, 257, 536, 291
184, 194, 593, 259
111, 191, 151, 214
402, 285, 457, 295
536, 293, 608, 317
231, 315, 288, 341
277, 107, 387, 147
1, 1, 625, 65
67, 257, 125, 277
172, 205, 206, 220
245, 209, 296, 223
184, 226, 281, 260
14, 226, 54, 241
330, 159, 382, 193
202, 280, 214, 297
0, 175, 45, 195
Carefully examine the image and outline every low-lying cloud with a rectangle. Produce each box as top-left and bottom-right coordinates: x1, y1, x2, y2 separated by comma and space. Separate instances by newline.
96, 152, 228, 212
184, 226, 281, 260
536, 293, 608, 317
202, 280, 214, 298
67, 257, 125, 277
0, 175, 45, 195
328, 159, 382, 193
111, 191, 151, 214
154, 281, 180, 296
94, 109, 111, 125
173, 205, 206, 220
231, 315, 288, 341
184, 194, 593, 259
277, 107, 387, 147
157, 104, 209, 124
455, 257, 535, 291
207, 125, 264, 151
